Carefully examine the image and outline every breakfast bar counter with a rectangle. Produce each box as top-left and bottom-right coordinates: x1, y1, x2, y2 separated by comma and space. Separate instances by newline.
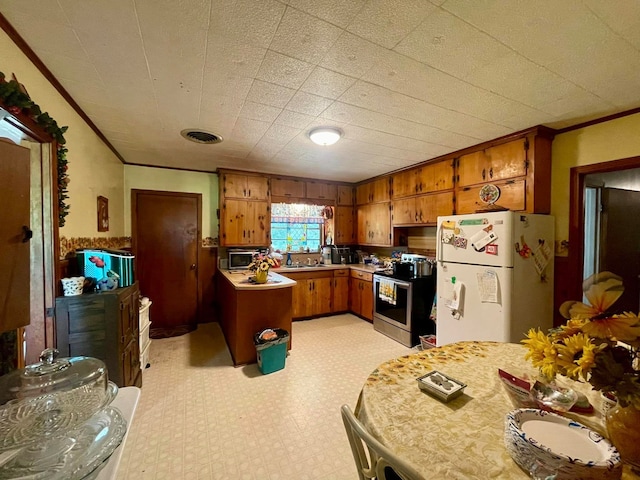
217, 270, 296, 366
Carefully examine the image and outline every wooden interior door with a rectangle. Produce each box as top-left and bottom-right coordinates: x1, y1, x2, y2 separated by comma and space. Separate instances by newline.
599, 187, 640, 313
0, 139, 31, 333
132, 190, 201, 338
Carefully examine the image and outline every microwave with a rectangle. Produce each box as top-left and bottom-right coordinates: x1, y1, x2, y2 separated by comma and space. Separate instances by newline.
228, 250, 258, 270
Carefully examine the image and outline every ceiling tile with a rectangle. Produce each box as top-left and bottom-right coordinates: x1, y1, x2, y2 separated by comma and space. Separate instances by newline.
269, 7, 343, 64
205, 35, 267, 78
286, 0, 366, 29
300, 67, 357, 99
246, 81, 296, 108
238, 101, 282, 123
256, 51, 315, 89
320, 31, 391, 78
60, 0, 141, 37
0, 1, 68, 24
285, 91, 334, 116
270, 107, 314, 128
207, 0, 285, 49
394, 8, 511, 78
229, 117, 272, 145
347, 0, 437, 48
201, 71, 254, 100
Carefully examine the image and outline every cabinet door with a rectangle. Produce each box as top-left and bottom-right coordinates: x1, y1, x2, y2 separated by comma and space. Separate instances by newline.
417, 160, 454, 193
457, 139, 527, 187
222, 173, 248, 199
246, 175, 269, 200
360, 280, 373, 321
371, 177, 390, 203
391, 169, 416, 198
485, 138, 527, 182
349, 277, 362, 315
312, 277, 333, 315
337, 185, 353, 206
371, 203, 391, 245
271, 178, 305, 198
416, 191, 454, 224
456, 179, 526, 214
356, 183, 371, 205
333, 276, 349, 312
221, 200, 247, 245
335, 206, 354, 244
356, 205, 370, 244
305, 181, 336, 201
392, 198, 416, 225
245, 201, 270, 246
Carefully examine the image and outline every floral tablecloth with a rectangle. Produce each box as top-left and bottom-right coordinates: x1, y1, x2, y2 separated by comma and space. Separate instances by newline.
355, 341, 637, 479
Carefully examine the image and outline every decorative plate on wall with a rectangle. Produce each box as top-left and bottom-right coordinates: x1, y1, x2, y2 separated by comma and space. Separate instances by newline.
479, 184, 500, 205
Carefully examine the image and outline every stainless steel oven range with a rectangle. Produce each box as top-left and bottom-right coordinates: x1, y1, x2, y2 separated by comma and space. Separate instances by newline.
373, 265, 436, 347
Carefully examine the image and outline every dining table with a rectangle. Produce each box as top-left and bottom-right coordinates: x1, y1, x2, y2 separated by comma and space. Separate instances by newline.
355, 341, 639, 479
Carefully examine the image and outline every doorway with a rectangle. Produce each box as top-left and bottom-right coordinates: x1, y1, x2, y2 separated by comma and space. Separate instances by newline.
568, 156, 640, 313
132, 190, 201, 338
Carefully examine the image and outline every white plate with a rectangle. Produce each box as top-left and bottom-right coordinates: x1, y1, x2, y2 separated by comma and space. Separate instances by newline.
504, 409, 621, 480
479, 184, 500, 204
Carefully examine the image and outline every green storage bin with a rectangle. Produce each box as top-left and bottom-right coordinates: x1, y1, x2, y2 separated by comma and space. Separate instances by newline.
254, 328, 289, 375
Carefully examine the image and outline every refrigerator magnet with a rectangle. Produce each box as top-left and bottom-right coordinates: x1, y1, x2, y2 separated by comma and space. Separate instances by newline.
453, 236, 468, 249
485, 244, 498, 255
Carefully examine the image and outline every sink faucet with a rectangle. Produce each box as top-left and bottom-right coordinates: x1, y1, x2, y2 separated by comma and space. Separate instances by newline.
307, 257, 312, 265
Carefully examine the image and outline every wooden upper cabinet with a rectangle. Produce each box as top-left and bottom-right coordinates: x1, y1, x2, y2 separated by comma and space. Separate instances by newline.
337, 185, 354, 206
392, 160, 454, 198
271, 178, 305, 198
392, 191, 454, 226
334, 206, 355, 244
457, 138, 527, 187
357, 203, 391, 245
222, 172, 269, 200
357, 177, 390, 205
305, 181, 337, 201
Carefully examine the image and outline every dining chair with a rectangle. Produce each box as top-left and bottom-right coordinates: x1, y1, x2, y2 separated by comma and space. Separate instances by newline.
340, 404, 426, 480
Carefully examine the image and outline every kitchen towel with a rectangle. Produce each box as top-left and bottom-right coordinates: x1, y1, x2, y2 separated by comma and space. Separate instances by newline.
379, 279, 397, 305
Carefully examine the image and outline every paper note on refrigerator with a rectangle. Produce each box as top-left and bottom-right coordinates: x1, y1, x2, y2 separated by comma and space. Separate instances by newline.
476, 269, 498, 303
445, 278, 463, 310
532, 241, 552, 275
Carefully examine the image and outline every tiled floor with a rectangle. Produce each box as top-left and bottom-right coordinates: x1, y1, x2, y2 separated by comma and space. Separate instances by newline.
117, 314, 413, 480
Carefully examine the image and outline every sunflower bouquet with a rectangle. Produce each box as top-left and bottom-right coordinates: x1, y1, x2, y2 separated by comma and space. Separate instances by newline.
522, 272, 640, 409
247, 253, 276, 273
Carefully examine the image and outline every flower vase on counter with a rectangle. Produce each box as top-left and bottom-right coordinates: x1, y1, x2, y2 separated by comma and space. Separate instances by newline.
606, 403, 640, 473
254, 269, 269, 284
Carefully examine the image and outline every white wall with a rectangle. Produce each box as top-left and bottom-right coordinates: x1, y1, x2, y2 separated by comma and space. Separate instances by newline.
124, 165, 219, 239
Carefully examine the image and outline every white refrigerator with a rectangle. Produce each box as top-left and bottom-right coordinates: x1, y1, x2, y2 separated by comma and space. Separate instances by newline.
435, 211, 554, 346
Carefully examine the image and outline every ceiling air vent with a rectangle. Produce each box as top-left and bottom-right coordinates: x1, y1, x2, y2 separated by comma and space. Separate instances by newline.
180, 129, 223, 144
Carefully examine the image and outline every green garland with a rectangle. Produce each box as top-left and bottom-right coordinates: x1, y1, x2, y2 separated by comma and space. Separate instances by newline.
0, 71, 70, 226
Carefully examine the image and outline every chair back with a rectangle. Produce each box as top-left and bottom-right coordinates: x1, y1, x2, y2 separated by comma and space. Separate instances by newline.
340, 404, 425, 480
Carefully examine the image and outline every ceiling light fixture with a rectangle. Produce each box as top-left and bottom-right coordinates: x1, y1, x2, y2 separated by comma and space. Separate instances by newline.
309, 127, 342, 146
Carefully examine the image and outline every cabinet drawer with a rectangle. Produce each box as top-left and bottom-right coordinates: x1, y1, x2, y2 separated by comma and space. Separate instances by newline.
350, 270, 373, 282
140, 322, 151, 353
334, 269, 349, 277
141, 342, 151, 371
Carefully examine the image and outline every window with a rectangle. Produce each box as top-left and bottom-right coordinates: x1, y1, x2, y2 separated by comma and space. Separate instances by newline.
271, 203, 325, 252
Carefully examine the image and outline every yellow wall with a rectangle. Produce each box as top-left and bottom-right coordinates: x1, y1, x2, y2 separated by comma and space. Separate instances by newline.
123, 165, 219, 239
551, 112, 640, 250
0, 29, 125, 238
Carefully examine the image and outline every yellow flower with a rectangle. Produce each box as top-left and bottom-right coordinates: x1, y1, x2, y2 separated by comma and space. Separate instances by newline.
556, 333, 601, 380
259, 261, 270, 271
580, 312, 640, 342
521, 329, 559, 379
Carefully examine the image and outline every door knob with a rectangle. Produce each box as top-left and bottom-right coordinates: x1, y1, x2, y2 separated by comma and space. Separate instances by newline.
22, 225, 33, 243
190, 264, 196, 270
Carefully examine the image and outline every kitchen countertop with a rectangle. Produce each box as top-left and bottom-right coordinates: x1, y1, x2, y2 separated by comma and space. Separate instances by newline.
273, 264, 380, 274
219, 269, 296, 290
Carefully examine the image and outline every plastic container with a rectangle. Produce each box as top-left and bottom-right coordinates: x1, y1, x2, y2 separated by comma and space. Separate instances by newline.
254, 328, 289, 374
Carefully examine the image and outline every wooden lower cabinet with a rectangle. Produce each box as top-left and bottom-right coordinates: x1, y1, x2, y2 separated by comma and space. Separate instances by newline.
282, 271, 333, 319
333, 269, 350, 312
349, 270, 373, 321
55, 282, 141, 388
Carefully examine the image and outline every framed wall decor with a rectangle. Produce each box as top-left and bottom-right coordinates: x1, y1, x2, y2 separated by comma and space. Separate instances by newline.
97, 196, 109, 232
